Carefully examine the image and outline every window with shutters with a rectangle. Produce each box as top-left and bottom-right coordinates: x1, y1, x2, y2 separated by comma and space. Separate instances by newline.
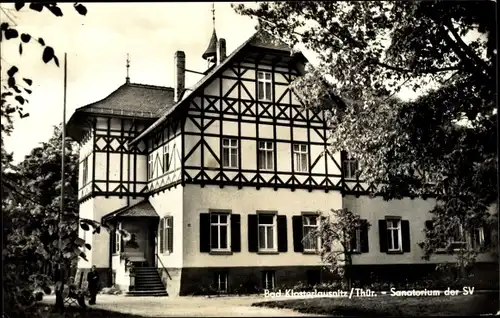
215, 272, 228, 293
293, 144, 309, 172
348, 227, 362, 253
258, 214, 277, 252
222, 138, 238, 168
448, 223, 484, 251
159, 216, 173, 253
302, 215, 320, 252
386, 219, 402, 252
262, 270, 276, 290
210, 213, 231, 251
258, 141, 274, 171
258, 71, 272, 101
163, 146, 169, 173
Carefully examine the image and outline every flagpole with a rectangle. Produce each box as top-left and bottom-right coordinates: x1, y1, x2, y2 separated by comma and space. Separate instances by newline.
57, 52, 67, 310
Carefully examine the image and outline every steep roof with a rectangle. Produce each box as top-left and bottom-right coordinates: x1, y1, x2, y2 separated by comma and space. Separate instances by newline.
73, 82, 174, 118
130, 31, 306, 145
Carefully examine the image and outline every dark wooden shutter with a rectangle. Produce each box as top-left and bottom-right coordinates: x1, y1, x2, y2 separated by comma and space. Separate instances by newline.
159, 218, 164, 253
200, 213, 211, 253
378, 220, 388, 252
248, 215, 258, 252
111, 229, 116, 254
349, 229, 357, 252
360, 221, 369, 253
167, 216, 173, 253
277, 215, 288, 252
483, 223, 492, 248
231, 214, 241, 252
292, 216, 303, 252
402, 220, 411, 252
425, 220, 434, 231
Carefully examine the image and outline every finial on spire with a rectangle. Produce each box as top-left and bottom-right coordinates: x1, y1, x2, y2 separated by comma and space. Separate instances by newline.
211, 3, 215, 29
126, 53, 130, 83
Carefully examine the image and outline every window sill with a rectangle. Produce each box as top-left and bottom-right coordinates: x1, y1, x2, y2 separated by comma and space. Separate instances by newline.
385, 250, 404, 255
303, 250, 320, 255
257, 251, 279, 255
162, 251, 171, 256
210, 250, 233, 256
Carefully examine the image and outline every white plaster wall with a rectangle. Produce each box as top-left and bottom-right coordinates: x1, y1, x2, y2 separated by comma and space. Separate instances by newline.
343, 195, 495, 264
149, 185, 184, 268
182, 184, 343, 267
78, 199, 94, 268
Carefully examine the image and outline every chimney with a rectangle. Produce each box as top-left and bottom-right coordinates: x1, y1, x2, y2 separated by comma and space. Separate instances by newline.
217, 38, 226, 64
174, 51, 185, 102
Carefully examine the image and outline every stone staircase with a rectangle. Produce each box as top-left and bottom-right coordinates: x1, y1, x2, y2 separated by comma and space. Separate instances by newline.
126, 267, 167, 297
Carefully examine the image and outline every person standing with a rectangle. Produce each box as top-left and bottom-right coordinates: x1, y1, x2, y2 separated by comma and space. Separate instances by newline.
87, 265, 99, 305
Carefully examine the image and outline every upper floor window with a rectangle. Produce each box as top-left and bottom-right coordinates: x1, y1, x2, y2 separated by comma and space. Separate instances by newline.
258, 71, 272, 101
468, 227, 485, 250
222, 138, 238, 168
211, 213, 231, 251
342, 153, 359, 179
258, 214, 277, 252
302, 215, 320, 252
82, 157, 88, 185
386, 218, 402, 252
293, 144, 309, 172
163, 146, 170, 173
348, 227, 362, 253
258, 141, 274, 171
148, 154, 154, 179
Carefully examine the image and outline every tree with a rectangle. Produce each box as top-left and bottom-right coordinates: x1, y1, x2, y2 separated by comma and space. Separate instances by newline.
307, 209, 370, 289
234, 1, 497, 276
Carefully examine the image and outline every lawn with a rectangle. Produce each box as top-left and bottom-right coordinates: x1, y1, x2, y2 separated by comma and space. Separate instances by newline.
252, 293, 499, 316
34, 304, 146, 318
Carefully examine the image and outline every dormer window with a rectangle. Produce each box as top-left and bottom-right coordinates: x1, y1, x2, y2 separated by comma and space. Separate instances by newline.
258, 71, 272, 101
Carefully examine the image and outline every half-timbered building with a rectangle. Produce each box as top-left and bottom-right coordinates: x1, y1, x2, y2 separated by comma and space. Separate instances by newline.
67, 27, 497, 296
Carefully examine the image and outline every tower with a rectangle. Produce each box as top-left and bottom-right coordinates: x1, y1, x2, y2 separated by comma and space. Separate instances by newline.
202, 3, 218, 68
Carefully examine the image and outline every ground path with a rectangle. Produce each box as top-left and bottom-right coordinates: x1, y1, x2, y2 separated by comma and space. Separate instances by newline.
41, 294, 323, 317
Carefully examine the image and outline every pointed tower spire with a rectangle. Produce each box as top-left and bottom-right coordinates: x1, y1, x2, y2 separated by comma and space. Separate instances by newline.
126, 53, 130, 84
202, 3, 217, 63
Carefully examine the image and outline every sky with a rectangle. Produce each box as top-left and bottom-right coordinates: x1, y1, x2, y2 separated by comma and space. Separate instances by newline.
1, 2, 260, 163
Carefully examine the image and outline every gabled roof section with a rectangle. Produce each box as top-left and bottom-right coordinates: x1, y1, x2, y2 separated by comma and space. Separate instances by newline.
130, 30, 306, 145
75, 82, 174, 119
101, 200, 159, 224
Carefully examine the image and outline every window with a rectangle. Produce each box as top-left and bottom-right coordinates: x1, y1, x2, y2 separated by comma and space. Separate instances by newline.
210, 213, 230, 251
114, 223, 121, 254
468, 227, 485, 250
82, 157, 88, 185
215, 272, 228, 293
258, 214, 277, 251
258, 141, 274, 171
222, 138, 238, 168
163, 146, 169, 173
348, 227, 362, 253
293, 144, 308, 172
262, 270, 276, 290
303, 215, 320, 252
386, 219, 402, 252
258, 71, 272, 101
449, 224, 466, 249
342, 153, 358, 179
148, 154, 154, 179
160, 216, 173, 253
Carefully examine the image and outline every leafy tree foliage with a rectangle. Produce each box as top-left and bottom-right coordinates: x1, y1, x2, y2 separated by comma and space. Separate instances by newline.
235, 1, 497, 273
308, 209, 371, 289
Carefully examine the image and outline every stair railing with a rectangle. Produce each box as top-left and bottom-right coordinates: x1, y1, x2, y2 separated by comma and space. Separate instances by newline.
155, 253, 172, 280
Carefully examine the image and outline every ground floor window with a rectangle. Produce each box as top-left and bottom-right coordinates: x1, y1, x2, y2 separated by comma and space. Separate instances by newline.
214, 272, 228, 293
262, 270, 276, 290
